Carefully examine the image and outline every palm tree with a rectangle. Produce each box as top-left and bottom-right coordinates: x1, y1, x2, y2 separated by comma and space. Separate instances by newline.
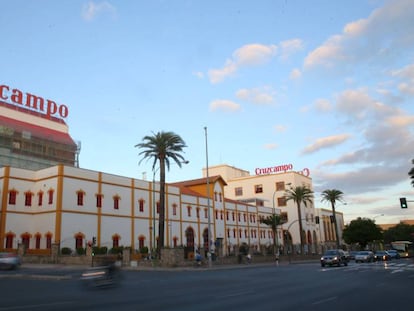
409, 159, 414, 188
284, 186, 314, 254
260, 214, 287, 257
321, 189, 344, 249
135, 131, 187, 259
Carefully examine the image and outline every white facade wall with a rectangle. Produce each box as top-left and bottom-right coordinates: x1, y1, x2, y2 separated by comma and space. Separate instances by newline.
1, 165, 287, 256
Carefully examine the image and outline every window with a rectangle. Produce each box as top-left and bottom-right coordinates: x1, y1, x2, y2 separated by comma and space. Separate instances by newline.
196, 207, 200, 218
254, 184, 263, 193
48, 189, 54, 204
8, 190, 17, 205
113, 195, 120, 210
139, 199, 145, 212
187, 205, 191, 217
276, 182, 285, 191
204, 208, 208, 218
215, 210, 218, 219
277, 197, 287, 206
76, 190, 85, 206
24, 191, 33, 207
35, 234, 41, 249
21, 234, 30, 250
46, 234, 52, 249
37, 191, 43, 206
172, 203, 177, 216
75, 234, 83, 249
113, 236, 119, 248
96, 194, 103, 208
138, 236, 145, 250
156, 202, 160, 214
219, 193, 222, 202
5, 233, 14, 248
214, 192, 217, 201
235, 187, 243, 196
226, 211, 229, 220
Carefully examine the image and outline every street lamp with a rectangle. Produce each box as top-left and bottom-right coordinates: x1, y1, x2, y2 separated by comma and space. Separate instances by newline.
204, 126, 212, 268
272, 190, 279, 259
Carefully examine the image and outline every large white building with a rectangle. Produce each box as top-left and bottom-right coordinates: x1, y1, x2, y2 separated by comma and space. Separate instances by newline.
204, 164, 344, 253
0, 84, 344, 257
0, 165, 284, 257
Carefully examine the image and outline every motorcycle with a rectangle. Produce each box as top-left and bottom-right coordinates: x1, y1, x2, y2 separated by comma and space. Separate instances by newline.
80, 264, 120, 288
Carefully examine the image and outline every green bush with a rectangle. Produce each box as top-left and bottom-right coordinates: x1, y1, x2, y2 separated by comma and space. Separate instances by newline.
92, 246, 108, 255
109, 246, 124, 255
61, 247, 72, 255
76, 247, 86, 255
140, 246, 149, 254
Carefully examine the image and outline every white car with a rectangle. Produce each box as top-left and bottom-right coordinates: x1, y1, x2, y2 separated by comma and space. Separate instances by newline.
355, 251, 374, 263
0, 252, 21, 270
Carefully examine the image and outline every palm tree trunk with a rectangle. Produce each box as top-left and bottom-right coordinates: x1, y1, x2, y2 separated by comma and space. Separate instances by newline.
158, 157, 166, 259
297, 202, 304, 254
331, 202, 340, 249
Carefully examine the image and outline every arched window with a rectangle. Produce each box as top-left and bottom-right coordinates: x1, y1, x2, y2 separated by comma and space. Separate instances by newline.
74, 233, 84, 249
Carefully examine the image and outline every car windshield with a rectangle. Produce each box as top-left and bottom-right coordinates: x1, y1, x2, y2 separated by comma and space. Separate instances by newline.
324, 250, 338, 255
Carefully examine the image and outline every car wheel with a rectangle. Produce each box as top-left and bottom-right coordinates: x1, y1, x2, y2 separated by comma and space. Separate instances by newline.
321, 263, 325, 267
344, 261, 348, 266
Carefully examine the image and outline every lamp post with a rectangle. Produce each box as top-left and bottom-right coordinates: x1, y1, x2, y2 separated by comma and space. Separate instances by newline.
204, 126, 212, 268
272, 190, 279, 259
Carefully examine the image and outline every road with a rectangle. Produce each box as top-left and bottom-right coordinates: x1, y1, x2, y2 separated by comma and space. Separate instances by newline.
1, 259, 414, 311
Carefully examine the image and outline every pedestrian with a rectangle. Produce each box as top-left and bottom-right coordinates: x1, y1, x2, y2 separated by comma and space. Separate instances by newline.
246, 253, 252, 264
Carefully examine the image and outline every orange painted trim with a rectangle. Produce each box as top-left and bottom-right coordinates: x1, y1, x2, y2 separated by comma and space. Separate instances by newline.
130, 178, 135, 251
0, 166, 10, 249
54, 165, 64, 244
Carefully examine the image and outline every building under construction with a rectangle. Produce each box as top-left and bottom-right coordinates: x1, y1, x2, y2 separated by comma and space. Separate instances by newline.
0, 100, 80, 170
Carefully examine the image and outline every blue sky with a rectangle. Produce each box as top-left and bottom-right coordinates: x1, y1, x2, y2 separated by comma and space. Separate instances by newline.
1, 0, 414, 224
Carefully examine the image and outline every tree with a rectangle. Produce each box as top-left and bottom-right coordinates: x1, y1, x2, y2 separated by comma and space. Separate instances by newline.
135, 131, 187, 259
383, 222, 414, 244
409, 158, 414, 188
260, 214, 287, 256
342, 217, 383, 249
284, 186, 314, 254
321, 189, 345, 249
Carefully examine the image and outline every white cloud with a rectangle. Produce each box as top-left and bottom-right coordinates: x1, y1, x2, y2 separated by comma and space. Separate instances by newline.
209, 99, 241, 112
235, 87, 274, 105
279, 39, 304, 61
82, 1, 117, 21
314, 98, 332, 112
304, 0, 414, 69
301, 134, 351, 154
263, 143, 278, 150
208, 44, 277, 84
274, 124, 287, 133
289, 68, 302, 80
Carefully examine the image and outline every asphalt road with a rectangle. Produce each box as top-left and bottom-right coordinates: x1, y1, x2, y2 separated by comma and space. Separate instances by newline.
1, 259, 414, 311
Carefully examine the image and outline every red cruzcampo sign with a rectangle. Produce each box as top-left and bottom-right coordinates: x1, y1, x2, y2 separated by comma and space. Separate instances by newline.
255, 164, 310, 177
0, 84, 69, 119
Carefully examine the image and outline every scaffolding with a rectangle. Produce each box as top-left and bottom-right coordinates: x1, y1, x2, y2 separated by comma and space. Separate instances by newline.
0, 123, 80, 170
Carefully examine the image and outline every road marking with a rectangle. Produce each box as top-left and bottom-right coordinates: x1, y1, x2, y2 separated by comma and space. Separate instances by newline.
0, 301, 73, 310
312, 296, 337, 305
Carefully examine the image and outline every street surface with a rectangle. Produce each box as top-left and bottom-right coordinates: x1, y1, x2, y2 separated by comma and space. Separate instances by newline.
1, 259, 414, 311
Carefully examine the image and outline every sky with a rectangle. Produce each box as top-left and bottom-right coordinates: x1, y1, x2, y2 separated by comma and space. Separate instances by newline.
1, 0, 414, 224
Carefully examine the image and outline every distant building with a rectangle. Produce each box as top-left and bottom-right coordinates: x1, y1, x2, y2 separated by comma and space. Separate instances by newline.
0, 87, 80, 170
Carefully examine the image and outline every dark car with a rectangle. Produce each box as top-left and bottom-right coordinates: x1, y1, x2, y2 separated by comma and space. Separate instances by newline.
386, 250, 400, 259
374, 250, 391, 261
320, 249, 349, 267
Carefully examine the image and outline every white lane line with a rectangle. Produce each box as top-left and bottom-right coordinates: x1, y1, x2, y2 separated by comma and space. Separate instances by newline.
312, 296, 338, 305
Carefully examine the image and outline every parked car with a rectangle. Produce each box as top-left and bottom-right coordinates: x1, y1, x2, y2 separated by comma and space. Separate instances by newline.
386, 249, 400, 259
374, 250, 391, 261
320, 249, 349, 267
355, 251, 374, 263
0, 252, 21, 270
349, 251, 358, 260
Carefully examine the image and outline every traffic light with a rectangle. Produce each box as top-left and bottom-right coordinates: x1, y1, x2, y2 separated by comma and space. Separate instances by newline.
92, 236, 96, 245
400, 197, 408, 209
